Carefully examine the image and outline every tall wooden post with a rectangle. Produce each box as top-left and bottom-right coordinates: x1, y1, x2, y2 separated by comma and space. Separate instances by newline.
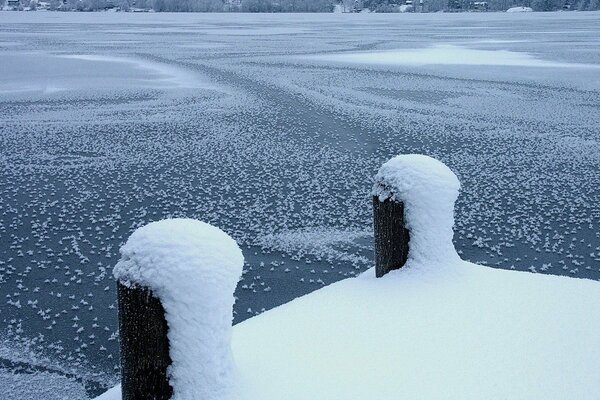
373, 196, 410, 278
118, 282, 173, 400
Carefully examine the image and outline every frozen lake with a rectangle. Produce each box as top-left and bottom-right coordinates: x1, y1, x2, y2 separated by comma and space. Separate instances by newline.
0, 11, 599, 399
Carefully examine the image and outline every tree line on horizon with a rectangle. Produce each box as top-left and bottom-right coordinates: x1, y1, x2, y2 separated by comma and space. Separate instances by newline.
2, 0, 598, 13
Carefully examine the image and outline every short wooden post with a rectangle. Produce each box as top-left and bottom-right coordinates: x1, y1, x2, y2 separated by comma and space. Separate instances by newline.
118, 282, 173, 400
113, 219, 244, 400
373, 195, 410, 278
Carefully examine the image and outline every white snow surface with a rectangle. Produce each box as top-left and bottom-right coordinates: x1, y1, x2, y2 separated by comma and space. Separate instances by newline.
507, 6, 534, 12
99, 260, 600, 400
373, 154, 461, 265
0, 52, 218, 95
311, 44, 594, 68
0, 370, 89, 400
113, 219, 244, 400
94, 384, 121, 400
59, 54, 216, 90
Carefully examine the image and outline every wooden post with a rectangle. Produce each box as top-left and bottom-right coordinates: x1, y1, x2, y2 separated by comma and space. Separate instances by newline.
118, 282, 173, 400
373, 196, 410, 278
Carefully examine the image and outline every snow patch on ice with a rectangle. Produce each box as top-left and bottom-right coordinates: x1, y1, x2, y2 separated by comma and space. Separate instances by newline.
0, 369, 89, 400
60, 54, 216, 90
256, 228, 371, 267
506, 6, 533, 12
311, 45, 596, 68
0, 334, 116, 399
113, 219, 244, 400
0, 52, 222, 95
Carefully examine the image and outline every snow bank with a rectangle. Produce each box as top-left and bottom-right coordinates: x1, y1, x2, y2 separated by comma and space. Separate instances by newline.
506, 6, 533, 12
373, 154, 460, 266
113, 219, 244, 400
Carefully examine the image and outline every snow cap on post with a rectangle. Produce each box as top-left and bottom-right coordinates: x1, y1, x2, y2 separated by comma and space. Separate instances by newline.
373, 154, 460, 265
114, 218, 244, 400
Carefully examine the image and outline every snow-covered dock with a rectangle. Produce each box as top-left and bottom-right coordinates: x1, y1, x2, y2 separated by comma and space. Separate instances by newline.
99, 258, 600, 400
98, 155, 600, 400
231, 259, 600, 399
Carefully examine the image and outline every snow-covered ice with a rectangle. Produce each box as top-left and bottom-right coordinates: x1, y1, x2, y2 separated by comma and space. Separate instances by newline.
311, 44, 595, 68
0, 369, 89, 400
60, 54, 218, 91
0, 53, 217, 95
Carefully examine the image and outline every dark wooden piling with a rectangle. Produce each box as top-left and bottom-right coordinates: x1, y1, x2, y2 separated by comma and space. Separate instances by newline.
118, 282, 173, 400
373, 196, 410, 277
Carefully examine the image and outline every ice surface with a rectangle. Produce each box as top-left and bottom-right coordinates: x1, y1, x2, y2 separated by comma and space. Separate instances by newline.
0, 333, 116, 399
114, 219, 244, 400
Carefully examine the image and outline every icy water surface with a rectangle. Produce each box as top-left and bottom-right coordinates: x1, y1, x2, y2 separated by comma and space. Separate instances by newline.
0, 11, 599, 398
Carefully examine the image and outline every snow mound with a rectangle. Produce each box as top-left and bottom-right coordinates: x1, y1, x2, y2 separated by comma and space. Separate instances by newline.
373, 154, 460, 265
506, 6, 533, 12
113, 219, 244, 400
